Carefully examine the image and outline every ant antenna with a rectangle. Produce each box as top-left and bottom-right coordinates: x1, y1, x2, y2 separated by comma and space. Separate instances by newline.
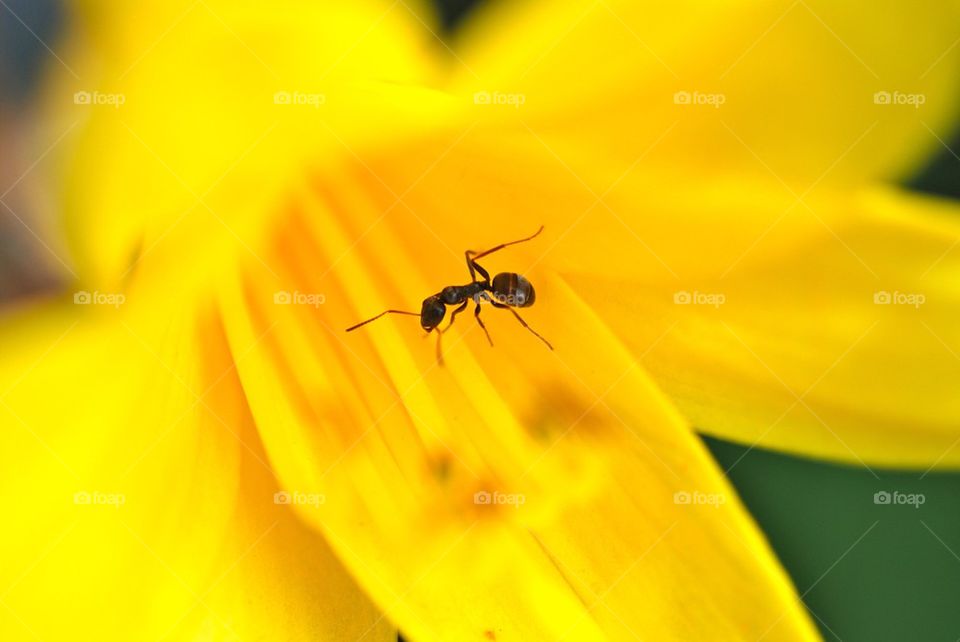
345, 310, 419, 332
469, 225, 544, 262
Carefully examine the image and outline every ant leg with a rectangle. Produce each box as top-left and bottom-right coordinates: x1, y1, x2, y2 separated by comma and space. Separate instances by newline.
464, 250, 490, 284
446, 300, 468, 329
346, 309, 419, 332
473, 301, 494, 346
490, 301, 553, 350
432, 326, 445, 366
464, 225, 543, 284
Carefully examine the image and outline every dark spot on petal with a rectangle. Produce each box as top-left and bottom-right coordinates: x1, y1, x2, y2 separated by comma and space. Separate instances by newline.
522, 381, 607, 443
430, 452, 452, 482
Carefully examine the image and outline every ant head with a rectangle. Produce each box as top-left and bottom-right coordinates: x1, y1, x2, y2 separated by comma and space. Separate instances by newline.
419, 295, 446, 330
491, 273, 535, 307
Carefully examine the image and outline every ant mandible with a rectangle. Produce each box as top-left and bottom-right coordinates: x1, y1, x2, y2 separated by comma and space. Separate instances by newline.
345, 225, 553, 363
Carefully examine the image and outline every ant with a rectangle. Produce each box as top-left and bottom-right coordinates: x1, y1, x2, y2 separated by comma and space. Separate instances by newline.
345, 225, 553, 363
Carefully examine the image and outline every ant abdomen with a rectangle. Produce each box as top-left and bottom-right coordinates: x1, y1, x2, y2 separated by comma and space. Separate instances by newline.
491, 272, 535, 307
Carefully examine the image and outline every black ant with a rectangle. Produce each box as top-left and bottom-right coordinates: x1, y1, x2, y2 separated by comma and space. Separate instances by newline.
345, 226, 553, 363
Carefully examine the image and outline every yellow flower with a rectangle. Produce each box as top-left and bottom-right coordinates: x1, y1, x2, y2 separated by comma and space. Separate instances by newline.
2, 0, 959, 641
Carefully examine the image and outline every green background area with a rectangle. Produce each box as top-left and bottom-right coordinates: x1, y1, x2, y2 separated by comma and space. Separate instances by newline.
705, 437, 960, 641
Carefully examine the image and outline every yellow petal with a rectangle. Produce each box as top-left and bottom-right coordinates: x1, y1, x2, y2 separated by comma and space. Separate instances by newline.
448, 0, 960, 185
45, 0, 445, 290
0, 298, 393, 641
216, 178, 820, 641
340, 123, 960, 469
561, 183, 960, 470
